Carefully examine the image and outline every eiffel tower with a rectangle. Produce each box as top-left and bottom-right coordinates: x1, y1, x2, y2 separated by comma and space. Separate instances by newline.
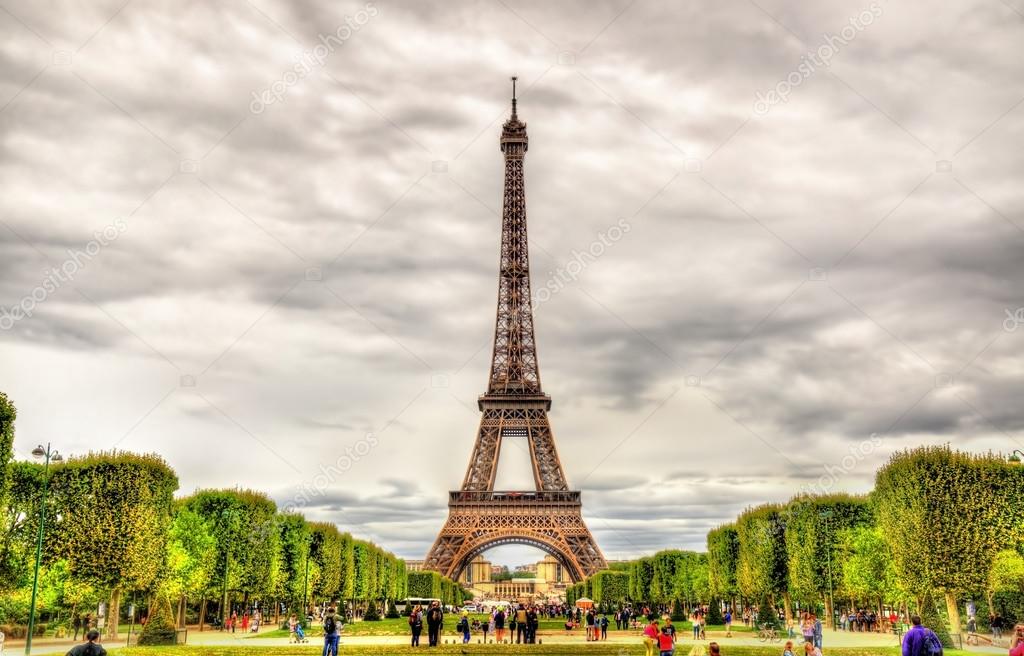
423, 78, 606, 582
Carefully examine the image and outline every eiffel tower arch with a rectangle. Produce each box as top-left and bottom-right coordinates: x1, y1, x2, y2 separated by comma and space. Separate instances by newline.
423, 79, 606, 583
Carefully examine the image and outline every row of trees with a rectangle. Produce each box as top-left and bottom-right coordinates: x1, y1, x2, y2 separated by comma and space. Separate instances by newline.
567, 446, 1024, 641
0, 394, 461, 638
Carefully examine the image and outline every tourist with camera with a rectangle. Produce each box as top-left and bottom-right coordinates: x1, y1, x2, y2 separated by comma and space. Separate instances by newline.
1009, 623, 1024, 656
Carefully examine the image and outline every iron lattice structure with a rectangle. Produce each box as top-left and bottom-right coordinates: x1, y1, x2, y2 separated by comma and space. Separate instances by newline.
423, 80, 607, 582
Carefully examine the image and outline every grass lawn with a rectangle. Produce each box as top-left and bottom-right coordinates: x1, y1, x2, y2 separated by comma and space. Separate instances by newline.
112, 646, 913, 656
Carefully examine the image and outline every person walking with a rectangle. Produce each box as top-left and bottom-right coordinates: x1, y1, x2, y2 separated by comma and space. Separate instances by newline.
241, 611, 250, 633
601, 613, 610, 640
494, 606, 506, 643
458, 612, 471, 644
725, 609, 733, 636
321, 606, 340, 656
813, 614, 823, 649
692, 609, 703, 640
426, 601, 444, 647
66, 630, 107, 656
72, 613, 82, 641
643, 619, 660, 656
527, 606, 539, 644
659, 625, 676, 656
409, 604, 423, 647
902, 614, 943, 656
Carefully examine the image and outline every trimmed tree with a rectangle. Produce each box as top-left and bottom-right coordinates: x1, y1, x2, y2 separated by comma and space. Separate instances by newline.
736, 504, 790, 621
784, 493, 871, 626
138, 594, 177, 645
874, 446, 1016, 639
48, 452, 178, 639
707, 524, 739, 611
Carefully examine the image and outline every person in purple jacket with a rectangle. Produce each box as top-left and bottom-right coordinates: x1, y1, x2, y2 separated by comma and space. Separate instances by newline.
902, 615, 942, 656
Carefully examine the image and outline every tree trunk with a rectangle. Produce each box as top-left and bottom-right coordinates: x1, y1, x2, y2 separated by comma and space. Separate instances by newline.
782, 592, 794, 623
107, 587, 122, 640
824, 594, 835, 629
945, 592, 962, 640
199, 597, 207, 631
177, 594, 187, 628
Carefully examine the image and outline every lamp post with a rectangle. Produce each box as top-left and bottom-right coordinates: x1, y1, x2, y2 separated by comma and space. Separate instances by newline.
1009, 449, 1024, 463
820, 509, 836, 630
26, 443, 63, 656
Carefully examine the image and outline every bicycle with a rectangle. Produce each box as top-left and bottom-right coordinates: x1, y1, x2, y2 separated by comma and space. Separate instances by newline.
758, 624, 781, 643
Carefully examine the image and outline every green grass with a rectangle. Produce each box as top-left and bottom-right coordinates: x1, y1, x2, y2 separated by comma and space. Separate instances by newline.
112, 647, 911, 656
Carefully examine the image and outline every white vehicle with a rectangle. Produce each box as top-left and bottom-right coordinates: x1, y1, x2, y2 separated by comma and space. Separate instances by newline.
460, 605, 480, 614
397, 598, 441, 614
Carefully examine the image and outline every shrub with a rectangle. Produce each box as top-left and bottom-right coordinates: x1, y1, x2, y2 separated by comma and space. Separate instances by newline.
706, 600, 724, 625
138, 595, 177, 645
363, 602, 381, 621
385, 600, 400, 619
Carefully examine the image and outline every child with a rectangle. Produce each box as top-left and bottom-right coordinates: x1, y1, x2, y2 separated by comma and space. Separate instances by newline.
804, 640, 822, 656
659, 625, 676, 656
459, 612, 471, 644
784, 640, 795, 656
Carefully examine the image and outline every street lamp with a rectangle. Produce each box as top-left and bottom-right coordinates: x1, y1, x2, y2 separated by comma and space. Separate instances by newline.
26, 443, 63, 656
1008, 450, 1024, 463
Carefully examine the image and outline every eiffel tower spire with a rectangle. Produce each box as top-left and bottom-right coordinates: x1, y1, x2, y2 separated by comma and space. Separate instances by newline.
422, 80, 606, 583
487, 75, 539, 396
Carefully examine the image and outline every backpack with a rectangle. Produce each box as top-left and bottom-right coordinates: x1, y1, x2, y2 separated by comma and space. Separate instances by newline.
323, 614, 337, 635
924, 629, 944, 656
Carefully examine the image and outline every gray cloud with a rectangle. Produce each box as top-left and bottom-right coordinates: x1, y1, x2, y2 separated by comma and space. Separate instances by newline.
2, 0, 1023, 565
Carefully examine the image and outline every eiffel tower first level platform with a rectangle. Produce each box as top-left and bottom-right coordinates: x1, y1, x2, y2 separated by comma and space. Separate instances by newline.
422, 79, 606, 582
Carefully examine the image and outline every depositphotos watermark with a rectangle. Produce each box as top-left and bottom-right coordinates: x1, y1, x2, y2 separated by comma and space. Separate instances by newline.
1, 219, 128, 331
1004, 307, 1024, 332
250, 2, 379, 114
533, 218, 632, 306
753, 3, 883, 116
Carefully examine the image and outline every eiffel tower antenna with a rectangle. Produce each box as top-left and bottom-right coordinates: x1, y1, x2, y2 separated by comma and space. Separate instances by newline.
423, 80, 606, 584
511, 75, 518, 118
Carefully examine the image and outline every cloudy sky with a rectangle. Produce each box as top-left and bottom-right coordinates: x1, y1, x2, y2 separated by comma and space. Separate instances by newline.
2, 0, 1023, 568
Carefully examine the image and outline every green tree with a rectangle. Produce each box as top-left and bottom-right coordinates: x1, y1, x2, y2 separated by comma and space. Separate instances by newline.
839, 524, 903, 611
309, 522, 341, 603
784, 493, 870, 625
736, 504, 790, 620
181, 489, 279, 626
0, 461, 45, 591
48, 452, 178, 639
0, 392, 15, 525
874, 446, 1015, 638
138, 594, 177, 645
161, 505, 216, 627
707, 524, 739, 609
275, 513, 309, 611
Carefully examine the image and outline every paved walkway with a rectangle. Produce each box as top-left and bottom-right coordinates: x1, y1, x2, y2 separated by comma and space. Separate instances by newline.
7, 626, 1008, 654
